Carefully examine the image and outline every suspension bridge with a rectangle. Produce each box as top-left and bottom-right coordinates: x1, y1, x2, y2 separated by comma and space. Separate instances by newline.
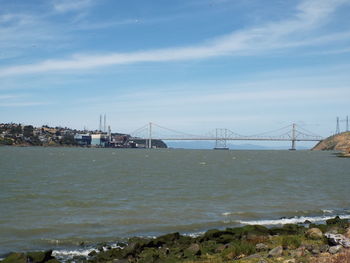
129, 123, 324, 150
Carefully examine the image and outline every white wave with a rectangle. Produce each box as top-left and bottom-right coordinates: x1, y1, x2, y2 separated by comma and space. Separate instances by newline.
52, 242, 126, 260
52, 248, 98, 259
184, 232, 205, 238
222, 211, 245, 216
239, 214, 350, 226
322, 209, 334, 214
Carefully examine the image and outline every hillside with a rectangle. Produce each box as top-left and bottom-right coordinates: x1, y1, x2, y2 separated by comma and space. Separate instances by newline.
312, 131, 350, 151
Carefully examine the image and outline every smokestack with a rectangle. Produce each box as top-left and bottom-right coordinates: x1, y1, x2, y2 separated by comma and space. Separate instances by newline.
99, 114, 102, 132
104, 114, 106, 132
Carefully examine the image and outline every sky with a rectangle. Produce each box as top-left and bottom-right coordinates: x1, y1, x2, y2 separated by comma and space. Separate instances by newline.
1, 0, 350, 143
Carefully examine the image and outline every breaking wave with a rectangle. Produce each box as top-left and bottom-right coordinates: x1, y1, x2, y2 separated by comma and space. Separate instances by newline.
238, 214, 350, 226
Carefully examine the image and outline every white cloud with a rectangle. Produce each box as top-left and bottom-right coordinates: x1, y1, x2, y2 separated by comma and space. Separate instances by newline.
0, 95, 18, 100
0, 102, 49, 107
52, 0, 93, 13
0, 0, 349, 77
0, 93, 48, 107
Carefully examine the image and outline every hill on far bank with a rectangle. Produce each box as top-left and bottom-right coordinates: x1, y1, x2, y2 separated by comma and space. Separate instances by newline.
312, 131, 350, 151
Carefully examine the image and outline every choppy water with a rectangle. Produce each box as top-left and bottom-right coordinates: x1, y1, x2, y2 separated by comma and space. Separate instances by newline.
0, 147, 349, 257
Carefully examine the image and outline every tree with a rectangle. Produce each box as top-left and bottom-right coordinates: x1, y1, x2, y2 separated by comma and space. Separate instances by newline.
10, 124, 22, 135
61, 134, 77, 145
23, 125, 34, 137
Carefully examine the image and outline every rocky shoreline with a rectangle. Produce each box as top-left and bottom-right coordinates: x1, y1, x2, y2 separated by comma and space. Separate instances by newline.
2, 216, 350, 263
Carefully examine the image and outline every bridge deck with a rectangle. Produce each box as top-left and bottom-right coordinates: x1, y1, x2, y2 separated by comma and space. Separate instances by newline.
131, 137, 322, 142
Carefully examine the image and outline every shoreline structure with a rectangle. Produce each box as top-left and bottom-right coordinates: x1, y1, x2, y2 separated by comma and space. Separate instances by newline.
2, 216, 350, 263
0, 123, 167, 149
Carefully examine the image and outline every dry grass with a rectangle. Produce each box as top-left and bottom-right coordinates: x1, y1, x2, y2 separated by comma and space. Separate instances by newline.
332, 249, 350, 263
183, 254, 224, 263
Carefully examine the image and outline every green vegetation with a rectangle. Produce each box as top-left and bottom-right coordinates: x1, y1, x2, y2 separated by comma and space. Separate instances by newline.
81, 217, 349, 263
0, 137, 13, 145
1, 212, 349, 263
281, 235, 302, 249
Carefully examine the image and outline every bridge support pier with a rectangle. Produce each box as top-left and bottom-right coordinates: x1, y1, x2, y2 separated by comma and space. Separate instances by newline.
290, 123, 296, 150
290, 140, 296, 151
148, 122, 152, 149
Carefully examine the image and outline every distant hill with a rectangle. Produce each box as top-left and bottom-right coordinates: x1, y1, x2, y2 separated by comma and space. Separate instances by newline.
166, 141, 309, 150
312, 131, 350, 151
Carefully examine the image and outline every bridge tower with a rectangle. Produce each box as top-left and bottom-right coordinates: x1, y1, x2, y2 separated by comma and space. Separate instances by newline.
214, 128, 229, 150
148, 122, 152, 149
290, 123, 296, 151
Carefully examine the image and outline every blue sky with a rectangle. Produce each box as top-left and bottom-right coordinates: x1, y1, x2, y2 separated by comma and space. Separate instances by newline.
1, 0, 350, 141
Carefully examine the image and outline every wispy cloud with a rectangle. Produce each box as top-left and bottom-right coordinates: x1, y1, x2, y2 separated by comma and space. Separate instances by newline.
73, 19, 141, 31
0, 12, 70, 59
0, 94, 49, 107
0, 102, 49, 107
52, 0, 93, 13
0, 95, 18, 100
0, 0, 349, 77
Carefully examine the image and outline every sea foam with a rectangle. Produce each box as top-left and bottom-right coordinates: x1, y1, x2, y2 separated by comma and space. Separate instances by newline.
239, 214, 350, 226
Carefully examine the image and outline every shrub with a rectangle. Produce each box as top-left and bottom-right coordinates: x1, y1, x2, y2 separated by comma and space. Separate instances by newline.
222, 241, 256, 259
281, 235, 302, 249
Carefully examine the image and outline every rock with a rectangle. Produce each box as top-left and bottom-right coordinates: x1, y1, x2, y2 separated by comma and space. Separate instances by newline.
255, 243, 268, 251
122, 237, 150, 257
215, 244, 229, 253
217, 234, 236, 244
328, 245, 342, 254
200, 240, 218, 254
112, 260, 129, 263
268, 246, 283, 257
235, 254, 246, 259
88, 250, 97, 257
138, 248, 160, 263
306, 228, 323, 239
345, 227, 350, 238
225, 252, 235, 260
283, 259, 296, 263
202, 229, 228, 241
304, 244, 313, 252
184, 243, 201, 257
154, 232, 180, 246
311, 248, 320, 255
27, 251, 54, 263
2, 253, 27, 263
319, 252, 331, 258
304, 220, 312, 224
319, 244, 330, 253
116, 242, 127, 248
290, 247, 305, 257
327, 227, 339, 234
225, 225, 270, 240
244, 253, 261, 259
326, 216, 349, 228
325, 233, 350, 248
269, 224, 305, 235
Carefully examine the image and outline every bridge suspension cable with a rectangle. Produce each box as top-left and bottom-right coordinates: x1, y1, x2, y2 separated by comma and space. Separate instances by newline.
128, 122, 324, 149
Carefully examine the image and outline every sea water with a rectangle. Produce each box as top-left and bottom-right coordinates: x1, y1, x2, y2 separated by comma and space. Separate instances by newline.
0, 147, 349, 258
